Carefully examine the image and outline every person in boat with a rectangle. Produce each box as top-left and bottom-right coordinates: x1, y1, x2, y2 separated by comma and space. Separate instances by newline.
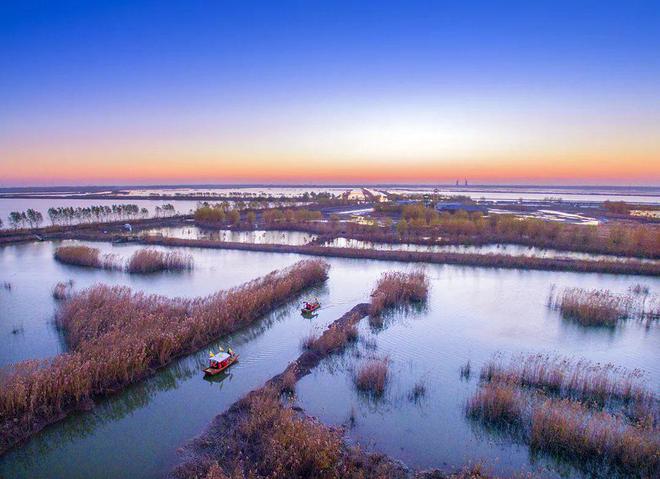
304, 299, 319, 310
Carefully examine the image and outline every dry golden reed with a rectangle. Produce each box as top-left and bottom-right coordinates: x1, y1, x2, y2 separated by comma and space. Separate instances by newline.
369, 270, 429, 317
0, 259, 329, 453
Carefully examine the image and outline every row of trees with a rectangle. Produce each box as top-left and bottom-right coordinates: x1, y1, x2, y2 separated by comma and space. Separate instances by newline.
47, 204, 146, 225
194, 205, 243, 225
193, 203, 323, 227
6, 209, 44, 229
391, 208, 658, 257
3, 203, 177, 229
262, 208, 322, 224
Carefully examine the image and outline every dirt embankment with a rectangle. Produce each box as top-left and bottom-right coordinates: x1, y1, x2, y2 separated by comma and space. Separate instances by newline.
0, 215, 191, 245
171, 303, 503, 479
141, 236, 660, 277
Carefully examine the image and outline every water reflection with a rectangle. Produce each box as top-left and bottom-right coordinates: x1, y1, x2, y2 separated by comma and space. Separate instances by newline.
323, 237, 657, 263
368, 302, 429, 333
8, 359, 196, 467
294, 274, 659, 479
143, 226, 316, 246
1, 241, 657, 478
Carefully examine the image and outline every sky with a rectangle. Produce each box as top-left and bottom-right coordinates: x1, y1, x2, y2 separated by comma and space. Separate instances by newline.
0, 0, 659, 186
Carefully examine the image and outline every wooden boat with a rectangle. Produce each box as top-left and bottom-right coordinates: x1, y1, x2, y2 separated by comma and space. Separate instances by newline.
301, 300, 321, 314
203, 350, 239, 376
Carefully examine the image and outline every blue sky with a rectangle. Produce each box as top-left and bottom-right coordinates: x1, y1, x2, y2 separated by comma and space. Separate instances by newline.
1, 0, 658, 185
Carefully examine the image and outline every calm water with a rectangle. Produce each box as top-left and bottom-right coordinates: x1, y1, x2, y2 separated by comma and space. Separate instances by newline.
323, 237, 657, 263
7, 185, 658, 203
0, 241, 658, 478
384, 185, 660, 204
143, 226, 316, 245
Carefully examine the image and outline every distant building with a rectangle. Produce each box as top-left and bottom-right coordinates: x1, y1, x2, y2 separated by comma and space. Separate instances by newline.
435, 202, 487, 214
344, 189, 367, 201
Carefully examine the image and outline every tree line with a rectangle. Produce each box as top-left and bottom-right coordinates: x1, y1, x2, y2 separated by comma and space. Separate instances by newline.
3, 203, 177, 229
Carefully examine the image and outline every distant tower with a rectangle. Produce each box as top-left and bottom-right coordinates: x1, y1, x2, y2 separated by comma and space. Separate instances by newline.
455, 179, 459, 186
464, 178, 468, 186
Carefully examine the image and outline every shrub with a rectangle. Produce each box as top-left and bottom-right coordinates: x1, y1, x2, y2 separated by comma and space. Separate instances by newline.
194, 206, 226, 223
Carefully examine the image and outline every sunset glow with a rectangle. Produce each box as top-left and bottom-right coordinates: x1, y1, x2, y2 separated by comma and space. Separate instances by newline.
1, 1, 659, 186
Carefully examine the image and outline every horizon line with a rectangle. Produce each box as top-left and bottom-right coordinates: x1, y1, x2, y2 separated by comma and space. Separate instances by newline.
1, 182, 659, 192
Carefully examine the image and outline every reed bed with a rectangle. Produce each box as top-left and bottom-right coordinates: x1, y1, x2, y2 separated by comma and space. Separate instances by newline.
280, 369, 297, 394
52, 280, 74, 300
302, 323, 358, 356
54, 245, 193, 274
53, 245, 121, 270
173, 300, 517, 479
354, 358, 389, 395
468, 358, 660, 476
548, 286, 658, 326
0, 259, 329, 454
529, 397, 659, 475
480, 353, 656, 418
126, 248, 193, 273
466, 383, 528, 426
548, 287, 631, 326
141, 236, 660, 276
172, 385, 411, 479
369, 270, 429, 317
54, 245, 103, 268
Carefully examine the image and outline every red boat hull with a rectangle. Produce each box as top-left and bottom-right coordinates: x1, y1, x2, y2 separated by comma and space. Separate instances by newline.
301, 304, 320, 314
203, 355, 239, 376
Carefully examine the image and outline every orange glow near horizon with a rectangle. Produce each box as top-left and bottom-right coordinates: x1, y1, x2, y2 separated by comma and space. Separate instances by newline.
2, 1, 659, 188
2, 149, 658, 186
2, 103, 658, 186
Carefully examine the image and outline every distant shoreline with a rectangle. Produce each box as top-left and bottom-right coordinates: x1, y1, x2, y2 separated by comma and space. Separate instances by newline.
1, 183, 659, 196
